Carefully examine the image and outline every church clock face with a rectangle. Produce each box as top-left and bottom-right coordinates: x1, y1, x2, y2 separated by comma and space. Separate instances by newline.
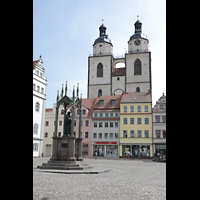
134, 39, 141, 46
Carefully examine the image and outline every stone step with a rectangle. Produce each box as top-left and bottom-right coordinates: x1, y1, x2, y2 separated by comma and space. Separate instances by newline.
43, 163, 80, 167
37, 165, 93, 170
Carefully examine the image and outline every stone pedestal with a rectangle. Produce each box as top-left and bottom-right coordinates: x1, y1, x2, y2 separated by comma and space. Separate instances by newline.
50, 137, 76, 161
75, 138, 83, 161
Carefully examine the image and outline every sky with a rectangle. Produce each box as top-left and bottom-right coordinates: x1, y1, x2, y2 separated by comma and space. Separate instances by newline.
33, 0, 166, 108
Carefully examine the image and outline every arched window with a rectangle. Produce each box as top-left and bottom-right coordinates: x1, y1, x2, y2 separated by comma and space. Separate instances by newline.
35, 102, 40, 112
136, 87, 140, 92
98, 89, 102, 97
134, 59, 141, 75
33, 123, 38, 134
97, 63, 103, 77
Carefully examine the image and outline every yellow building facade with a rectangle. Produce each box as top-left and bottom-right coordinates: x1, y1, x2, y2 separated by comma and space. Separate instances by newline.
120, 92, 153, 158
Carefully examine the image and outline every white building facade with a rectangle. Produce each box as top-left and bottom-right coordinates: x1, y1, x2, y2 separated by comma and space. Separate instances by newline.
33, 56, 47, 157
88, 19, 151, 98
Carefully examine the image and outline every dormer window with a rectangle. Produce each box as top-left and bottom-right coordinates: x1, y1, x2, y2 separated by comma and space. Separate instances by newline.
111, 99, 116, 105
99, 100, 104, 106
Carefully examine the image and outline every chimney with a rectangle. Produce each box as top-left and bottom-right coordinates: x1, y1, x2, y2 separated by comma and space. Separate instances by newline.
148, 90, 150, 94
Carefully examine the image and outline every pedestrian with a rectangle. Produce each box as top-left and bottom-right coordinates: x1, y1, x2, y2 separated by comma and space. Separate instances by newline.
95, 151, 97, 159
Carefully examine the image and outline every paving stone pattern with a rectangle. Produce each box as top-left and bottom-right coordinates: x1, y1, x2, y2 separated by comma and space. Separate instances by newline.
33, 157, 166, 199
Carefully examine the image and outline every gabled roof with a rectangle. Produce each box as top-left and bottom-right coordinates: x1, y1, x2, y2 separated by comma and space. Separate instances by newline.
121, 92, 151, 103
93, 95, 122, 111
112, 68, 125, 76
33, 60, 37, 69
81, 98, 96, 117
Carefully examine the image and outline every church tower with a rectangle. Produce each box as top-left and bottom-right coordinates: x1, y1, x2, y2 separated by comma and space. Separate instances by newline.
87, 21, 113, 98
125, 18, 151, 94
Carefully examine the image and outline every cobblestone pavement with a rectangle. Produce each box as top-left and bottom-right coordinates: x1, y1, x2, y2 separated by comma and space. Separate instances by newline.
33, 157, 166, 200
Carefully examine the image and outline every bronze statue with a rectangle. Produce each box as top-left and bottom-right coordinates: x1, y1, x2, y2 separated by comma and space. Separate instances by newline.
63, 111, 71, 136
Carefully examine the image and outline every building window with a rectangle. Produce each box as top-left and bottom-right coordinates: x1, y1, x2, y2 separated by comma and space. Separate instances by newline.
37, 70, 39, 76
163, 130, 166, 138
105, 122, 108, 127
100, 113, 103, 118
145, 118, 149, 124
134, 58, 142, 75
111, 100, 116, 105
85, 132, 88, 138
137, 105, 141, 112
33, 84, 35, 90
137, 118, 141, 124
97, 63, 103, 77
131, 106, 134, 112
37, 85, 40, 92
160, 105, 163, 109
99, 133, 102, 139
40, 72, 42, 77
93, 133, 97, 138
45, 121, 49, 126
35, 102, 40, 112
115, 113, 118, 117
106, 113, 109, 118
33, 123, 38, 134
41, 88, 44, 94
83, 144, 88, 155
99, 100, 104, 106
59, 121, 62, 125
130, 118, 134, 124
83, 109, 86, 115
156, 116, 160, 122
145, 130, 149, 138
156, 130, 160, 138
136, 87, 140, 92
162, 116, 166, 122
110, 133, 113, 139
115, 133, 118, 138
123, 118, 127, 124
94, 113, 97, 118
94, 122, 97, 127
61, 109, 64, 114
99, 122, 102, 127
124, 106, 127, 112
74, 120, 76, 126
115, 122, 118, 127
33, 143, 38, 151
85, 120, 89, 126
77, 109, 80, 115
130, 130, 134, 138
110, 122, 113, 127
117, 77, 120, 81
110, 113, 113, 118
58, 132, 61, 137
145, 105, 148, 112
105, 133, 108, 139
138, 130, 142, 138
98, 89, 102, 97
45, 132, 48, 137
123, 130, 127, 138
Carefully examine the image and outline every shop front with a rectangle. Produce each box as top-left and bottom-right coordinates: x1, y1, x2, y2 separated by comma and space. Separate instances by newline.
155, 144, 166, 156
93, 142, 118, 157
121, 144, 152, 158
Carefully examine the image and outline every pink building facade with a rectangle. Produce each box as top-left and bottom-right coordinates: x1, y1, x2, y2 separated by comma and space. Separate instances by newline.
74, 98, 96, 157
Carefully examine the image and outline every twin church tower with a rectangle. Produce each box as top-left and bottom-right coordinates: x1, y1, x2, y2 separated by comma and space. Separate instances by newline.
87, 18, 151, 98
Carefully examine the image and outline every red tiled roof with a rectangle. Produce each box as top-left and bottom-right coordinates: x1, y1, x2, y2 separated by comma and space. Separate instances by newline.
121, 92, 152, 103
45, 108, 53, 112
112, 67, 125, 76
33, 60, 37, 69
81, 98, 96, 117
93, 95, 122, 110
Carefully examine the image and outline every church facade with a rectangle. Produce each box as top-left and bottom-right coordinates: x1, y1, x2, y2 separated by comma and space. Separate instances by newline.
87, 19, 151, 98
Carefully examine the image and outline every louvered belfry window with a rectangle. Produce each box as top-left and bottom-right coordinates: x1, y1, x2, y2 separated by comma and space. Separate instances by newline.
97, 63, 103, 77
134, 59, 141, 75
